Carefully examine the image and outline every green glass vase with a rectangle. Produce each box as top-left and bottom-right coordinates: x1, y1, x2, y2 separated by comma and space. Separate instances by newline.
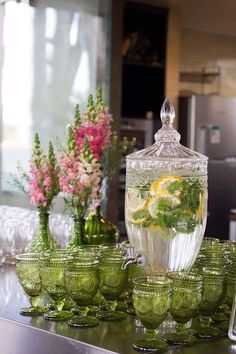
68, 207, 85, 249
84, 206, 119, 245
25, 211, 56, 252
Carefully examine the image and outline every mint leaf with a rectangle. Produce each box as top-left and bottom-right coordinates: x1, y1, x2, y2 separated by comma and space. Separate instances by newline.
167, 181, 183, 194
132, 209, 149, 221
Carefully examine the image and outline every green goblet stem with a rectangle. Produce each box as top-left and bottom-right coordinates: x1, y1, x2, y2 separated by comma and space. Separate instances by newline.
55, 300, 65, 312
144, 329, 158, 341
29, 296, 40, 307
176, 323, 188, 335
107, 300, 117, 311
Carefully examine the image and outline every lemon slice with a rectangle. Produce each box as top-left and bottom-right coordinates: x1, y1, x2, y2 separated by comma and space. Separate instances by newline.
147, 193, 180, 219
149, 175, 183, 197
197, 191, 205, 220
148, 223, 165, 232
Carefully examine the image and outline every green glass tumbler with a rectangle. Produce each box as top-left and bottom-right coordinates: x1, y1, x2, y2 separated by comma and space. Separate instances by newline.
132, 276, 172, 352
40, 252, 72, 321
16, 253, 46, 316
163, 272, 203, 344
65, 257, 100, 327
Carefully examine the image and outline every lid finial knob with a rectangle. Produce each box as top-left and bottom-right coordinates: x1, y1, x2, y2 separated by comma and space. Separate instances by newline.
160, 98, 175, 127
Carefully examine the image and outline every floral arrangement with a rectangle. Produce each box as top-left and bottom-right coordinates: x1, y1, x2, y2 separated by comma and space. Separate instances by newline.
11, 88, 117, 250
29, 133, 59, 210
60, 89, 112, 208
11, 133, 59, 211
58, 88, 113, 247
11, 133, 59, 251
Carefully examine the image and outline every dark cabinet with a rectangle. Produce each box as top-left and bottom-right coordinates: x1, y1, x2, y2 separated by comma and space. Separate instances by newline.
122, 3, 168, 119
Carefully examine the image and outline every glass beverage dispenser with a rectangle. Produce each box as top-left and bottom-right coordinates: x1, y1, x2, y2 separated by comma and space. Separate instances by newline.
125, 99, 208, 274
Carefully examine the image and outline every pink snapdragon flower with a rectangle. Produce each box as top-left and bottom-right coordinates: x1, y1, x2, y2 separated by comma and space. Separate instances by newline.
75, 109, 112, 161
59, 152, 102, 211
28, 135, 59, 209
59, 123, 102, 214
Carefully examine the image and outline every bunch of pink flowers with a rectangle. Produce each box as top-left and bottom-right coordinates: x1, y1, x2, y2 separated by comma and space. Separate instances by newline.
29, 133, 59, 210
75, 89, 112, 161
59, 89, 113, 215
59, 126, 102, 215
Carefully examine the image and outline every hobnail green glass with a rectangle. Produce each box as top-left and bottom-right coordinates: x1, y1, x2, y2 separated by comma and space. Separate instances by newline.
25, 211, 57, 252
202, 237, 220, 246
163, 272, 203, 345
192, 267, 226, 338
68, 217, 85, 249
97, 250, 128, 321
76, 245, 104, 259
132, 276, 172, 352
40, 252, 72, 321
84, 206, 120, 245
16, 253, 46, 316
65, 257, 100, 327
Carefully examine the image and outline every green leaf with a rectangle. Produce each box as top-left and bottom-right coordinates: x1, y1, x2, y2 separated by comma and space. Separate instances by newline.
167, 181, 183, 194
132, 209, 150, 221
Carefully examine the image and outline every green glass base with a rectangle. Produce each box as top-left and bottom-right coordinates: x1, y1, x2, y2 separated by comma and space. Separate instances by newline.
97, 310, 127, 321
43, 310, 72, 321
163, 332, 198, 345
20, 306, 46, 316
191, 324, 224, 338
133, 339, 168, 352
68, 316, 99, 328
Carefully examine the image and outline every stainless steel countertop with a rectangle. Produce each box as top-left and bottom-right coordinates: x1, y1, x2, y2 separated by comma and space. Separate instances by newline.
0, 264, 235, 354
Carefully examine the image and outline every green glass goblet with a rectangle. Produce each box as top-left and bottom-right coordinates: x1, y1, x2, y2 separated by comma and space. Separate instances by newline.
40, 253, 72, 321
16, 253, 46, 316
132, 276, 172, 352
192, 267, 226, 338
163, 272, 203, 345
202, 237, 220, 246
97, 251, 128, 321
65, 257, 100, 327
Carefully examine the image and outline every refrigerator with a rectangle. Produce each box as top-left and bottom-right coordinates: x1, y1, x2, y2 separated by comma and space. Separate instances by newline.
179, 95, 236, 240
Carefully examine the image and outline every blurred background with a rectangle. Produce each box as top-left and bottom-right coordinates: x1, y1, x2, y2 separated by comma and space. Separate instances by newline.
1, 0, 236, 240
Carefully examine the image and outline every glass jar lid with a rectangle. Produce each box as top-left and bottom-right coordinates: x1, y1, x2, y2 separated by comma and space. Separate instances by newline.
126, 99, 208, 176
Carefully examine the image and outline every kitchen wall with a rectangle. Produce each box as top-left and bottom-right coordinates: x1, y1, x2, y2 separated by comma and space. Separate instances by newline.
180, 29, 236, 97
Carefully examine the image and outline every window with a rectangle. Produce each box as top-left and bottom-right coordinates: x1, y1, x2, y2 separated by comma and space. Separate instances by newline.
0, 0, 111, 207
